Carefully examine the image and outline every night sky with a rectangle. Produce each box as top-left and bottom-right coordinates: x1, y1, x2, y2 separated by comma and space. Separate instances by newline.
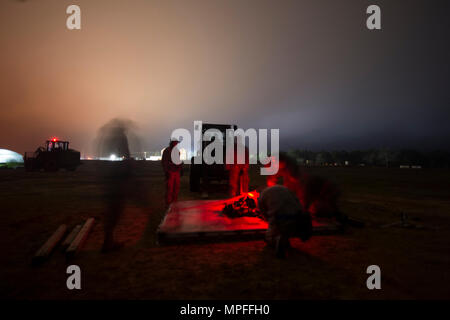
0, 0, 449, 156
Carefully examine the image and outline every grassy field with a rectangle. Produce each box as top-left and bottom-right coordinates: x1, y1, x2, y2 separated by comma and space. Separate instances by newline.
1, 161, 449, 299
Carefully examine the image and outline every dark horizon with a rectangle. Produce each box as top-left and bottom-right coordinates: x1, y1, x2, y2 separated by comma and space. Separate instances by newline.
1, 0, 449, 155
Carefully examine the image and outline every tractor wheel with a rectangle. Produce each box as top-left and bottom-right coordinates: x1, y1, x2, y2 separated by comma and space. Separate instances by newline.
190, 163, 201, 192
44, 160, 58, 172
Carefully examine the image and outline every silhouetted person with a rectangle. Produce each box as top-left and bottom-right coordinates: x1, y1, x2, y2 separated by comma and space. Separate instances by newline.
226, 137, 249, 197
101, 126, 132, 253
258, 185, 312, 258
162, 138, 182, 206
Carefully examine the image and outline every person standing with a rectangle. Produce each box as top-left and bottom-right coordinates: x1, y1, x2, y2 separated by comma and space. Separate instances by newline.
162, 138, 183, 206
101, 124, 133, 253
227, 137, 249, 197
98, 118, 149, 253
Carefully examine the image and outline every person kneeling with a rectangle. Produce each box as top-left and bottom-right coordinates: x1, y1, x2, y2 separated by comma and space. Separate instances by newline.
258, 185, 312, 258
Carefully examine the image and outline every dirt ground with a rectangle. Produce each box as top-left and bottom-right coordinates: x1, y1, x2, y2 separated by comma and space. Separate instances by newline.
1, 161, 449, 299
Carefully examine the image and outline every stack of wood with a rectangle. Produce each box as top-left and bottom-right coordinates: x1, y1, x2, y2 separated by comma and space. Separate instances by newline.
32, 218, 95, 265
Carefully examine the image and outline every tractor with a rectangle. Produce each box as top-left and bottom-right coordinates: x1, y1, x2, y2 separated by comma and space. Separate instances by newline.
24, 138, 81, 172
189, 123, 237, 193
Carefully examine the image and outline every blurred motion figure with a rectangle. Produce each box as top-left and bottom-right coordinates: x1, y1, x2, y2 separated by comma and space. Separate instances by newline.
96, 118, 146, 253
101, 123, 133, 253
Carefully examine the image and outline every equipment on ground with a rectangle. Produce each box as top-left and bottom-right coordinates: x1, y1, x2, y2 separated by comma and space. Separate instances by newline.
221, 191, 264, 219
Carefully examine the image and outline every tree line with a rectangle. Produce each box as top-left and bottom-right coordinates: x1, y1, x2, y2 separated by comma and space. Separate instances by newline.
284, 149, 450, 168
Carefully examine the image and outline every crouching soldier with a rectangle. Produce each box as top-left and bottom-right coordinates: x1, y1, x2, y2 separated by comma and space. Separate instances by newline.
265, 152, 346, 223
258, 185, 312, 258
162, 138, 183, 207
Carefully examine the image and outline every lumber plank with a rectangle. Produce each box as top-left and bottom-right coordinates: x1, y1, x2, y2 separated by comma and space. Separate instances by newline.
33, 224, 67, 264
61, 224, 82, 251
66, 218, 95, 257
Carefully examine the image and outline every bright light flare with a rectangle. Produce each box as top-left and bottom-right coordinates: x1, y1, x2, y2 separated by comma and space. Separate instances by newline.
247, 191, 259, 198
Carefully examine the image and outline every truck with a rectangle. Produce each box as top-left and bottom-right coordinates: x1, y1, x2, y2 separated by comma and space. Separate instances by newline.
24, 138, 81, 172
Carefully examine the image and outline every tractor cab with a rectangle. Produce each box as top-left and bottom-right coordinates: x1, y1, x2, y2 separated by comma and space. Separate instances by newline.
46, 139, 69, 152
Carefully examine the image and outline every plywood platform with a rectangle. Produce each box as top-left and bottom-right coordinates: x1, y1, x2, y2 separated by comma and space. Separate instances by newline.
157, 199, 342, 245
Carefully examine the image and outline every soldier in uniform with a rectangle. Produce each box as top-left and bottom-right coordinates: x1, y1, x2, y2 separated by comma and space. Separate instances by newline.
227, 137, 249, 197
265, 152, 345, 222
162, 138, 183, 206
258, 185, 312, 258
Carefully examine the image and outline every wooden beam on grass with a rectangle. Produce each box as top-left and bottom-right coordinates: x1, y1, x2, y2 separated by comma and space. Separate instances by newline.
66, 218, 95, 257
33, 224, 67, 265
61, 224, 82, 251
